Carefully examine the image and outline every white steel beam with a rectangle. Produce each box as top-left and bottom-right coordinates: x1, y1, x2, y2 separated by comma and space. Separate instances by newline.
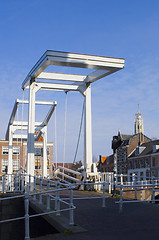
42, 127, 47, 178
84, 69, 119, 83
13, 121, 42, 127
27, 82, 36, 179
37, 72, 86, 82
17, 99, 55, 105
36, 82, 80, 92
22, 50, 125, 89
42, 102, 57, 126
84, 84, 92, 180
8, 125, 13, 174
13, 134, 28, 139
6, 99, 56, 140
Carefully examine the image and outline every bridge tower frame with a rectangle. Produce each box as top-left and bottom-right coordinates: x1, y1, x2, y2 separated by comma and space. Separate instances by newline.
22, 50, 125, 181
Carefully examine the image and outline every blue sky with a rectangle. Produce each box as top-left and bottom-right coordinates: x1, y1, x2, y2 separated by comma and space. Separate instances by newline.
0, 0, 159, 163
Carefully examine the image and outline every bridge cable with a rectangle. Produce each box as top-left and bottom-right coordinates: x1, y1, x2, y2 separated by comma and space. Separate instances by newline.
63, 92, 68, 172
73, 99, 85, 165
54, 106, 57, 169
20, 90, 24, 169
16, 103, 19, 169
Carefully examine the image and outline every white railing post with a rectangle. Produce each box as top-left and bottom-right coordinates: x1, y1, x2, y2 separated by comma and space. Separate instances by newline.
102, 182, 106, 207
7, 174, 10, 191
134, 177, 137, 200
24, 188, 30, 240
109, 174, 111, 194
152, 176, 155, 204
121, 174, 123, 185
21, 174, 25, 192
46, 179, 50, 210
55, 181, 58, 211
39, 177, 42, 204
56, 182, 60, 216
16, 174, 18, 191
19, 174, 21, 191
2, 175, 5, 192
28, 174, 31, 195
69, 185, 74, 225
19, 173, 22, 192
119, 184, 123, 213
33, 176, 36, 200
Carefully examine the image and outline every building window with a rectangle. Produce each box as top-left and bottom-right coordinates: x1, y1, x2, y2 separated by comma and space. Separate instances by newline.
129, 161, 132, 169
124, 152, 126, 161
146, 170, 150, 179
145, 159, 150, 168
2, 159, 8, 172
35, 148, 42, 156
13, 147, 20, 155
139, 159, 144, 168
134, 160, 138, 169
2, 147, 8, 155
47, 148, 50, 155
35, 158, 41, 169
140, 171, 144, 180
13, 159, 19, 172
152, 157, 155, 167
151, 170, 156, 177
47, 159, 50, 169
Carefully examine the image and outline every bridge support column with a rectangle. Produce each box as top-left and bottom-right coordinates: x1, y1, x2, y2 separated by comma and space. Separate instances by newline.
8, 125, 13, 174
42, 126, 47, 178
27, 81, 36, 180
84, 84, 93, 181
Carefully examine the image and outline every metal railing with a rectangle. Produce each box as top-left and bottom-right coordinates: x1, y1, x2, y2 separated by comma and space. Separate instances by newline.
115, 176, 159, 213
0, 173, 76, 240
1, 172, 159, 239
52, 181, 109, 208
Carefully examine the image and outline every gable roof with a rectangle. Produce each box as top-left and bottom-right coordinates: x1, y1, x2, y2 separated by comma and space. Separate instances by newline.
128, 139, 159, 158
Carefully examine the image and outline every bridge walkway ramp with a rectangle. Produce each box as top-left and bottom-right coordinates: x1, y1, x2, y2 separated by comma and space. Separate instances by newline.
37, 190, 159, 240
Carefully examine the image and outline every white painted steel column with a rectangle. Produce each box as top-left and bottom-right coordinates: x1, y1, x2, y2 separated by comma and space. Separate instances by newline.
27, 81, 36, 178
8, 125, 13, 174
42, 126, 47, 178
84, 84, 93, 180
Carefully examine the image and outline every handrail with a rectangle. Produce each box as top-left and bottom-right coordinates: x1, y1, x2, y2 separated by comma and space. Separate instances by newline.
0, 173, 76, 240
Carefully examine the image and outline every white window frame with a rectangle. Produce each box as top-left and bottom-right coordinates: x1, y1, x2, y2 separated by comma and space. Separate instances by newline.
2, 159, 8, 172
13, 146, 20, 155
13, 159, 19, 171
2, 146, 9, 155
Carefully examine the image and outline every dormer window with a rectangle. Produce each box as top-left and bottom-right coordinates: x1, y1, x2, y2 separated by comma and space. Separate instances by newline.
135, 146, 146, 156
153, 145, 159, 153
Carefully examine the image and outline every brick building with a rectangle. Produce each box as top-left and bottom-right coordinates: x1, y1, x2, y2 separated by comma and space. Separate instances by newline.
112, 130, 151, 175
128, 139, 159, 181
0, 138, 53, 176
97, 155, 114, 172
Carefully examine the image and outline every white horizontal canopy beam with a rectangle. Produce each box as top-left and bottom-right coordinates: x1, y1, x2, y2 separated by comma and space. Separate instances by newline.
22, 50, 125, 89
13, 134, 27, 139
84, 69, 119, 83
37, 82, 80, 92
47, 55, 124, 69
17, 99, 56, 105
13, 121, 42, 126
37, 72, 86, 82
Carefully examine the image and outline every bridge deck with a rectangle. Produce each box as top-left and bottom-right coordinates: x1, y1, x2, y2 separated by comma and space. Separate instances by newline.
38, 190, 159, 240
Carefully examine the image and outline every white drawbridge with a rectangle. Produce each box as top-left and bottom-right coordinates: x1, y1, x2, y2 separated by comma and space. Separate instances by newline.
21, 50, 125, 183
6, 98, 57, 178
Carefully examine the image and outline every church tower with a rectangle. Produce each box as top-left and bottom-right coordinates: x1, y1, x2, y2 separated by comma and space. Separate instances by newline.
134, 106, 144, 134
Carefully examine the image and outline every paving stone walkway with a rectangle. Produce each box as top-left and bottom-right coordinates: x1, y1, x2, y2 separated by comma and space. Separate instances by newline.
34, 190, 159, 240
